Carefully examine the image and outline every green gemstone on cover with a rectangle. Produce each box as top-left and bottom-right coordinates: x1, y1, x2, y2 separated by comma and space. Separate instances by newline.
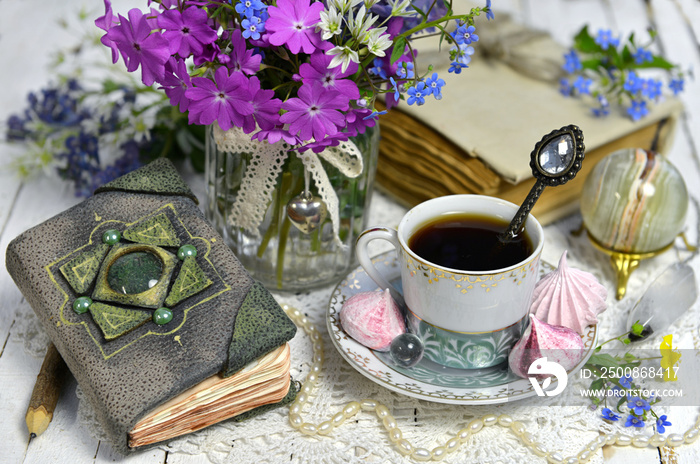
59, 243, 110, 294
89, 302, 151, 340
164, 256, 212, 307
102, 229, 121, 245
153, 307, 173, 325
72, 296, 93, 314
107, 251, 163, 295
92, 243, 178, 309
123, 213, 180, 247
177, 244, 197, 260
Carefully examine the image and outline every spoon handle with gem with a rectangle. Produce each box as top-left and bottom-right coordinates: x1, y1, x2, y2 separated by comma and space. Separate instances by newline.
499, 125, 585, 242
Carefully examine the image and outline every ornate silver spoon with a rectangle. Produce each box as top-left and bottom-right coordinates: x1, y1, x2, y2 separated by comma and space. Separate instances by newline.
500, 124, 585, 241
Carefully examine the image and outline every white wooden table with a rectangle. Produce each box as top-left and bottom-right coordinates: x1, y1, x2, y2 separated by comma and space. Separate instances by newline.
1, 1, 699, 463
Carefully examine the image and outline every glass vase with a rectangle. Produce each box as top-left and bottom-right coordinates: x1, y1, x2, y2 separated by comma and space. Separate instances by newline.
205, 125, 379, 291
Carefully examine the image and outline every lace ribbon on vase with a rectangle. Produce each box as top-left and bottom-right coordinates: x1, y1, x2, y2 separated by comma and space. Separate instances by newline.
213, 125, 363, 246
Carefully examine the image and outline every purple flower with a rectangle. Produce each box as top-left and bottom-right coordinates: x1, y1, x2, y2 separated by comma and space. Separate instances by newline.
656, 415, 672, 434
601, 408, 620, 421
241, 76, 282, 133
251, 126, 300, 145
150, 0, 180, 9
595, 29, 619, 50
157, 6, 218, 58
226, 29, 262, 75
159, 58, 192, 112
299, 52, 360, 103
406, 82, 428, 106
185, 67, 254, 131
627, 396, 651, 415
266, 0, 324, 54
625, 414, 645, 428
280, 83, 347, 142
95, 0, 120, 63
106, 9, 170, 86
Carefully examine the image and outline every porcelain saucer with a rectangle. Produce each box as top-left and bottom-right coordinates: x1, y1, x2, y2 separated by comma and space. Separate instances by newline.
326, 251, 599, 405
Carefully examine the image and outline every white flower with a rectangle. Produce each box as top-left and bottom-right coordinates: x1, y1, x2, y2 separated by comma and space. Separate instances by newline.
329, 0, 363, 15
318, 5, 343, 40
363, 0, 381, 8
327, 45, 360, 72
389, 0, 414, 17
365, 28, 392, 56
349, 5, 379, 43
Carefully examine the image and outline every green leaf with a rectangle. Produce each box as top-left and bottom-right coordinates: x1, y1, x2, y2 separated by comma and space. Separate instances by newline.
580, 58, 605, 71
621, 45, 634, 66
574, 25, 602, 54
631, 322, 644, 336
616, 396, 628, 413
391, 38, 407, 64
587, 353, 622, 368
590, 378, 606, 391
636, 56, 676, 70
102, 79, 123, 93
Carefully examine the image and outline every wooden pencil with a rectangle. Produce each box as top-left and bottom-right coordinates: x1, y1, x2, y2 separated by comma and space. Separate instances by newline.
25, 343, 68, 437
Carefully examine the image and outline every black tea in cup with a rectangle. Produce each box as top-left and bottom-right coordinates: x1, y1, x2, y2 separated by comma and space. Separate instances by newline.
408, 214, 533, 271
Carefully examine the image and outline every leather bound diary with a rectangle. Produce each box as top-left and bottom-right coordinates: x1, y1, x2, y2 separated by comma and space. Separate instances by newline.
6, 159, 297, 453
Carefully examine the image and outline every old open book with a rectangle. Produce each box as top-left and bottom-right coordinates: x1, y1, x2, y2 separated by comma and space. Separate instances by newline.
376, 16, 682, 224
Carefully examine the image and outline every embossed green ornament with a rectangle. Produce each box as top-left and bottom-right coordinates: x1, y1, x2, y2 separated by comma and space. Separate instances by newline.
73, 296, 93, 314
177, 244, 197, 260
102, 229, 121, 245
153, 307, 173, 325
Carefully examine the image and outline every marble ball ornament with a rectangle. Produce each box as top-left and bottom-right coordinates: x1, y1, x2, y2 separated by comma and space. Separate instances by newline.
580, 148, 688, 253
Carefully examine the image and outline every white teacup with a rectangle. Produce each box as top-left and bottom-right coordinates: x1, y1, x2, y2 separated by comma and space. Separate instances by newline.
356, 195, 544, 369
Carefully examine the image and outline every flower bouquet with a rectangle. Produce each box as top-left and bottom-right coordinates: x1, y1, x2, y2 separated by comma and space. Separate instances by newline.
97, 0, 492, 289
559, 26, 685, 121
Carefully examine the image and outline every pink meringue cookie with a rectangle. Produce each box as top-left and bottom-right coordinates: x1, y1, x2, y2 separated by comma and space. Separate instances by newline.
508, 314, 585, 379
529, 251, 607, 334
339, 289, 406, 351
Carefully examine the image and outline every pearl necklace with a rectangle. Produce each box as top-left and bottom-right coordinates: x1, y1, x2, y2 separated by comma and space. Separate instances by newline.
282, 305, 700, 462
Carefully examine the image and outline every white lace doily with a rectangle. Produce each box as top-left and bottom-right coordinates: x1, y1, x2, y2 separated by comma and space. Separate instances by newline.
13, 191, 700, 463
